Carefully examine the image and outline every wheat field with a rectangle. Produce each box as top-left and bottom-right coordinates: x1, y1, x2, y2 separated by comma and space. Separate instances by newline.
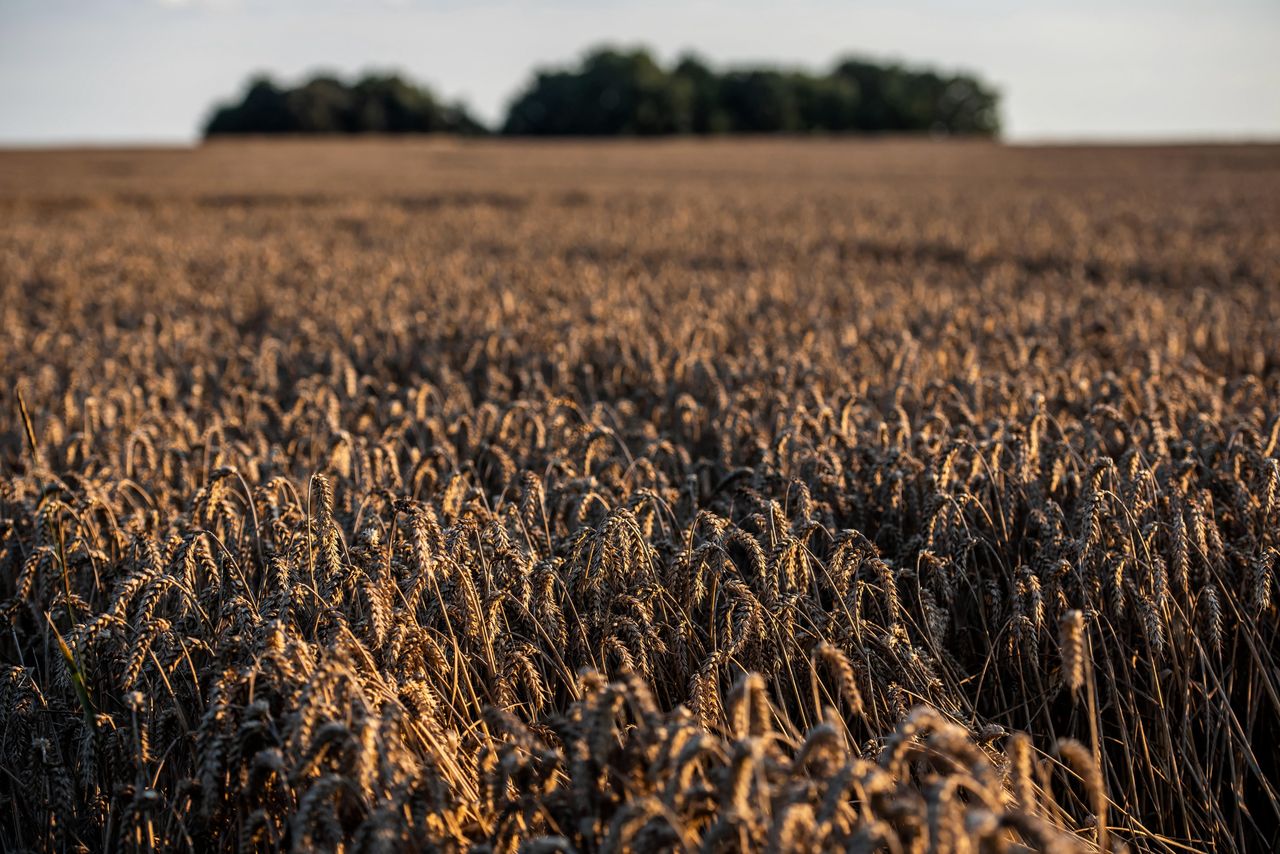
2, 139, 1278, 852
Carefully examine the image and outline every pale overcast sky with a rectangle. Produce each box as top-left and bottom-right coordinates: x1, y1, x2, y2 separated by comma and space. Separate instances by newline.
1, 0, 1277, 144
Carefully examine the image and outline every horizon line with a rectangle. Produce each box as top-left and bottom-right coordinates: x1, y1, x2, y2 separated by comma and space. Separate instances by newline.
2, 133, 1279, 152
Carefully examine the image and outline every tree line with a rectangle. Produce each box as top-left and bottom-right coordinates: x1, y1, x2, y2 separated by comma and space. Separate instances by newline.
204, 74, 486, 136
204, 47, 1000, 138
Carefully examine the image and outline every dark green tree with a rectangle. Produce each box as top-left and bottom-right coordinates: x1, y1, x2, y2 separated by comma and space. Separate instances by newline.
501, 48, 1000, 137
203, 51, 1001, 139
716, 70, 800, 132
203, 73, 486, 137
792, 73, 861, 132
205, 76, 298, 135
503, 48, 689, 136
832, 58, 999, 134
672, 54, 729, 133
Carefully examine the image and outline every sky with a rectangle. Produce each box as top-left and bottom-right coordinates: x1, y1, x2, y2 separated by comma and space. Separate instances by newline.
1, 0, 1278, 145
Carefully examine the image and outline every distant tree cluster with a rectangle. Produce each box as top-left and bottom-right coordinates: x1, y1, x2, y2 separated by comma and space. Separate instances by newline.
504, 49, 1000, 136
204, 73, 486, 137
203, 49, 1001, 138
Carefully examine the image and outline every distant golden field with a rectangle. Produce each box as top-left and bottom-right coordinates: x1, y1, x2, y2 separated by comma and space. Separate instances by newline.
2, 140, 1278, 852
